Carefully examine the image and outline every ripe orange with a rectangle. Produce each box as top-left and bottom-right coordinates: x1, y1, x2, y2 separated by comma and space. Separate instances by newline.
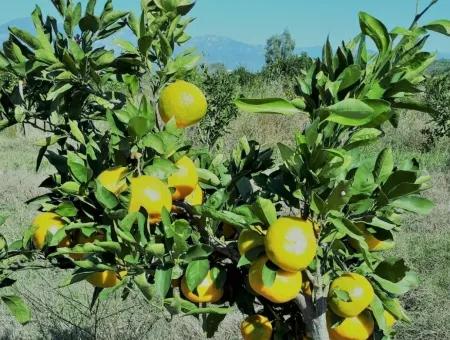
265, 217, 317, 272
328, 273, 374, 318
240, 314, 273, 340
248, 256, 302, 304
168, 156, 198, 201
87, 270, 126, 288
327, 311, 374, 340
180, 270, 224, 303
97, 166, 128, 195
158, 80, 207, 128
32, 212, 65, 250
349, 223, 394, 252
128, 176, 172, 223
238, 227, 265, 256
185, 184, 203, 206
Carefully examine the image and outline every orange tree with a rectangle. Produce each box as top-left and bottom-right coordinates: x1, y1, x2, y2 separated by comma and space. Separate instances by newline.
0, 0, 448, 339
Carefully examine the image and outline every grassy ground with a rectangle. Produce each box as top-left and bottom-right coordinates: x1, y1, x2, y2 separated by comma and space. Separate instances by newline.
0, 110, 448, 339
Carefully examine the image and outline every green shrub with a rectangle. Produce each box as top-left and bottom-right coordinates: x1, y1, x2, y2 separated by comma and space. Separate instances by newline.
193, 66, 239, 148
423, 73, 450, 147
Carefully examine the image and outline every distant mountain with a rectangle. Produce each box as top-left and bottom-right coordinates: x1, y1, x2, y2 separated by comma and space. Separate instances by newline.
0, 17, 448, 71
184, 35, 322, 71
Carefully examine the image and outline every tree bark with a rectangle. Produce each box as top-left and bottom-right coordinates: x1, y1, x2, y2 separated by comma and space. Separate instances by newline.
294, 293, 329, 340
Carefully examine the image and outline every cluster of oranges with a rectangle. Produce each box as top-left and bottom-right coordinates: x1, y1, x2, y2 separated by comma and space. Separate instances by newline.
238, 224, 397, 340
30, 80, 207, 288
238, 217, 317, 340
327, 272, 396, 340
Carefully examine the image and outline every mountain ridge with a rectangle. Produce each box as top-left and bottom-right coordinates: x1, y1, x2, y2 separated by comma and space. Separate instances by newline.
1, 17, 449, 71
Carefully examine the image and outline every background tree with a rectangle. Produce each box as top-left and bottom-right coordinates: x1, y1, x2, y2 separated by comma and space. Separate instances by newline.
265, 29, 295, 65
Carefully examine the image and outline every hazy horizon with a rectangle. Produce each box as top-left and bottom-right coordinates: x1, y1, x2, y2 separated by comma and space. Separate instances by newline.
0, 0, 449, 53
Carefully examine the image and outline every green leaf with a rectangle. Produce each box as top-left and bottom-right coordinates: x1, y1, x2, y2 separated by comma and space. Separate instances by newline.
326, 181, 352, 212
34, 135, 66, 147
95, 180, 119, 209
237, 246, 265, 267
345, 128, 382, 149
262, 261, 277, 288
69, 120, 85, 144
197, 168, 221, 186
235, 98, 304, 115
154, 266, 173, 299
392, 97, 439, 114
359, 12, 390, 53
145, 243, 165, 257
200, 207, 248, 229
374, 148, 394, 184
184, 244, 213, 261
55, 201, 78, 217
1, 295, 31, 325
134, 273, 155, 301
374, 286, 411, 322
391, 196, 434, 215
67, 152, 92, 183
333, 289, 351, 302
325, 99, 374, 126
423, 19, 450, 36
254, 197, 277, 225
386, 183, 421, 199
59, 181, 81, 195
370, 295, 388, 332
138, 35, 152, 54
337, 65, 361, 91
372, 258, 419, 295
9, 27, 41, 49
128, 116, 153, 138
185, 259, 209, 292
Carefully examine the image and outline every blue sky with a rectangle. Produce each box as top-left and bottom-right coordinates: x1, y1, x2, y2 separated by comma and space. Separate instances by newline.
1, 0, 449, 51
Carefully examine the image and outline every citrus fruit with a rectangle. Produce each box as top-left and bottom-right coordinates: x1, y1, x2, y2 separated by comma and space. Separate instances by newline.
128, 176, 172, 223
349, 223, 394, 252
87, 270, 126, 288
32, 212, 65, 250
265, 217, 317, 272
240, 314, 273, 340
185, 184, 203, 206
168, 156, 198, 201
180, 270, 224, 303
97, 166, 128, 195
328, 273, 374, 317
238, 227, 265, 256
328, 310, 374, 340
248, 256, 302, 303
158, 80, 207, 128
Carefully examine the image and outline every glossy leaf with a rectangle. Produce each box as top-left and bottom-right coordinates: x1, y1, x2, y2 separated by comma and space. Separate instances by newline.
235, 98, 304, 115
185, 259, 209, 292
1, 295, 31, 325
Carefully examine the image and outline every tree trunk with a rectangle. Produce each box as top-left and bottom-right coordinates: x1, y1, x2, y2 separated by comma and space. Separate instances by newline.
294, 293, 329, 340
